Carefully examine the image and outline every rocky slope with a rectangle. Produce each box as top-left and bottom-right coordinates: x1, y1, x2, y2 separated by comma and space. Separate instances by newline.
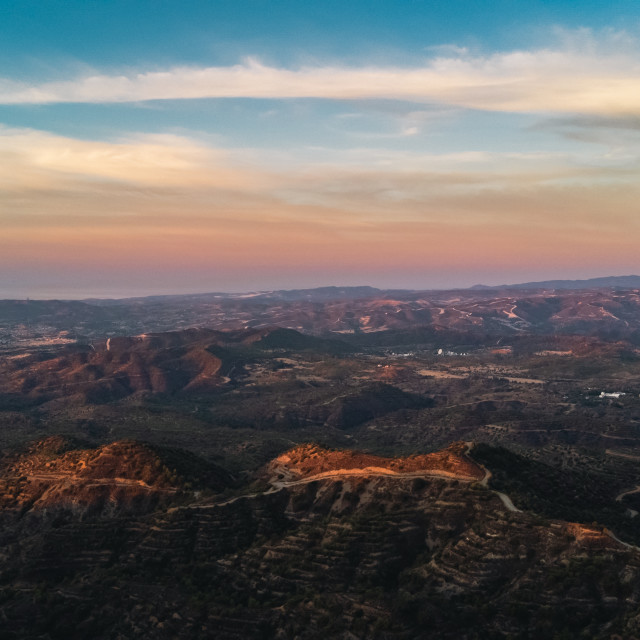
2, 440, 640, 638
266, 441, 484, 483
0, 436, 232, 521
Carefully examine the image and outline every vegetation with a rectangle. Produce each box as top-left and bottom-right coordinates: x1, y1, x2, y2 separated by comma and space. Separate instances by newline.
2, 287, 640, 637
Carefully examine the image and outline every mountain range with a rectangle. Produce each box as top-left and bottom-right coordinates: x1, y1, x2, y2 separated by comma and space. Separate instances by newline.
3, 280, 640, 638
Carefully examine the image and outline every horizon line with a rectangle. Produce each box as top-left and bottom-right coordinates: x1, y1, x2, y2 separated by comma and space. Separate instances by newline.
2, 273, 640, 303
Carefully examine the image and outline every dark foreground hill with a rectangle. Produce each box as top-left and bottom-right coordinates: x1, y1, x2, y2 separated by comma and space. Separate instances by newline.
2, 439, 640, 639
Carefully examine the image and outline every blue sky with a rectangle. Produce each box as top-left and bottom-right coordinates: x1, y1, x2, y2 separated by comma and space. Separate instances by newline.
1, 1, 640, 297
3, 1, 638, 66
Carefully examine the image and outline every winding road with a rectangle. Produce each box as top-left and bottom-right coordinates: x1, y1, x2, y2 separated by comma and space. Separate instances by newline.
477, 456, 520, 513
189, 443, 523, 516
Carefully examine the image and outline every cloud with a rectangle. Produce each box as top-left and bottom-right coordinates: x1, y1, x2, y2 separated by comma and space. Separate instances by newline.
2, 32, 640, 116
1, 125, 638, 256
0, 126, 275, 193
2, 126, 638, 220
531, 115, 640, 147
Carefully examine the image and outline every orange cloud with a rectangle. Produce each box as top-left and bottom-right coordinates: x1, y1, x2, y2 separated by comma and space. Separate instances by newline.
1, 127, 639, 291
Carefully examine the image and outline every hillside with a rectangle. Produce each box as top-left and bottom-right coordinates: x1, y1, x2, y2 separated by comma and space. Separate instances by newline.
267, 441, 483, 482
5, 285, 640, 349
1, 440, 640, 638
0, 327, 352, 403
3, 285, 640, 637
0, 436, 232, 519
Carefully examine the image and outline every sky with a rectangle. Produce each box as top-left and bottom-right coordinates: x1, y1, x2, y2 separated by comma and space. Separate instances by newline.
1, 0, 640, 298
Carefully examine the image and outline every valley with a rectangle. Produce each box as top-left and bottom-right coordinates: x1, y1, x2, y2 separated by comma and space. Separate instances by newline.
2, 283, 640, 638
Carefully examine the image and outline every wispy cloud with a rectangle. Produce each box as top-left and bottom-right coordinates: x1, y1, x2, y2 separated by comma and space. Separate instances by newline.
1, 126, 639, 284
0, 127, 275, 192
2, 32, 640, 116
531, 115, 640, 149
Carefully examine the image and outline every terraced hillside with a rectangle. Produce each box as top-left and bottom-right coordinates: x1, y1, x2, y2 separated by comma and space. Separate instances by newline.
2, 439, 640, 639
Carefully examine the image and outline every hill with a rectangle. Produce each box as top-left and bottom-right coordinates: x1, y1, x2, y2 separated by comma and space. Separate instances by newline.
0, 327, 353, 403
1, 440, 640, 638
0, 436, 233, 519
267, 441, 483, 482
4, 283, 640, 347
474, 274, 640, 291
